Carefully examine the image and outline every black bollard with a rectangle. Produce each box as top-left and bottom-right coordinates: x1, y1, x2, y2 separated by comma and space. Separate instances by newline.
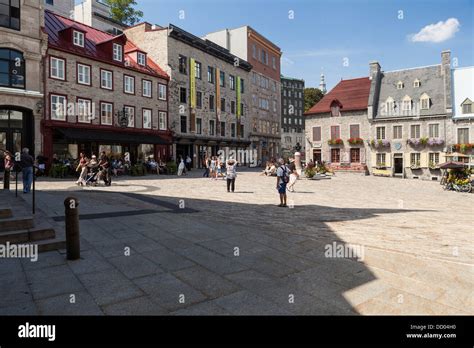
3, 169, 10, 190
64, 197, 80, 260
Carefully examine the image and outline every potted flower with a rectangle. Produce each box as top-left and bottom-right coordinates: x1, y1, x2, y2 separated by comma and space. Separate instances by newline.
328, 138, 344, 145
427, 138, 444, 147
459, 143, 473, 153
304, 167, 316, 178
407, 138, 422, 147
375, 162, 387, 169
420, 137, 429, 146
348, 137, 364, 145
428, 161, 438, 170
410, 161, 421, 170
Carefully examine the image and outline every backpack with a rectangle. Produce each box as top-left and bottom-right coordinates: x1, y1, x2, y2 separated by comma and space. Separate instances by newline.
281, 165, 290, 184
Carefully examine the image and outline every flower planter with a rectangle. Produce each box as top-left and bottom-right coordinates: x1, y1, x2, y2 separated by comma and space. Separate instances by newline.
328, 139, 344, 146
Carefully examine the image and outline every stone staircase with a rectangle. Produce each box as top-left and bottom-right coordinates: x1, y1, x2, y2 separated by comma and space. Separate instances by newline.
0, 190, 66, 252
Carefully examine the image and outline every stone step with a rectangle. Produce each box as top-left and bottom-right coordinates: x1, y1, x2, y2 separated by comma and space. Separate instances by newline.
35, 237, 66, 253
0, 206, 13, 219
0, 223, 55, 244
0, 216, 34, 233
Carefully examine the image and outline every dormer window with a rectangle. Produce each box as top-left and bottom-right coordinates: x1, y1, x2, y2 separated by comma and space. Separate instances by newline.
397, 81, 404, 89
402, 95, 412, 111
461, 98, 472, 114
385, 97, 395, 115
420, 93, 430, 110
113, 43, 123, 62
330, 100, 341, 117
137, 52, 146, 66
413, 79, 420, 88
73, 31, 84, 47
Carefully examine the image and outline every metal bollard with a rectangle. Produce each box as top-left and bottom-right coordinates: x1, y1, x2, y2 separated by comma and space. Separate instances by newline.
64, 197, 80, 260
3, 170, 10, 190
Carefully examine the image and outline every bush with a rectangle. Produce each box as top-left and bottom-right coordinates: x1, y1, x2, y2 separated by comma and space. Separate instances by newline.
130, 164, 146, 176
49, 164, 67, 178
166, 161, 177, 175
304, 167, 316, 178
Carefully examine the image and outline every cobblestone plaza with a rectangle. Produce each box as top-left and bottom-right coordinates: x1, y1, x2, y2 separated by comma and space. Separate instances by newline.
1, 170, 472, 315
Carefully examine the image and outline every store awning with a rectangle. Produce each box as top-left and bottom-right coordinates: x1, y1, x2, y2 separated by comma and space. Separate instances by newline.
56, 128, 170, 145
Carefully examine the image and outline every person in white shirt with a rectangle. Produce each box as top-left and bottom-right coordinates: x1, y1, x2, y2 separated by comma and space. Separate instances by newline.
276, 158, 290, 207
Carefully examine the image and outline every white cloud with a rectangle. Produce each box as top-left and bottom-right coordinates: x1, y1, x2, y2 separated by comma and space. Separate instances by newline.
281, 56, 295, 66
410, 18, 460, 43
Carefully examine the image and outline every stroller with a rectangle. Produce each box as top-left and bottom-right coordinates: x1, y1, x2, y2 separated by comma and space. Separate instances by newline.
85, 165, 100, 186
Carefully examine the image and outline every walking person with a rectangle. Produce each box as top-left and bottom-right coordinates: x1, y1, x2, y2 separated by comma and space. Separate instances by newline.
210, 156, 216, 180
287, 157, 299, 192
276, 158, 290, 207
99, 151, 111, 186
20, 148, 34, 194
177, 157, 186, 176
185, 155, 192, 171
202, 155, 210, 177
3, 150, 14, 188
226, 159, 237, 192
75, 152, 89, 186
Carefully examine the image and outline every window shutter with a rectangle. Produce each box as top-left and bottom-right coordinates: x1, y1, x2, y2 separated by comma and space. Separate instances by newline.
385, 153, 392, 167
404, 154, 411, 168
313, 127, 321, 142
420, 152, 428, 168
370, 152, 377, 168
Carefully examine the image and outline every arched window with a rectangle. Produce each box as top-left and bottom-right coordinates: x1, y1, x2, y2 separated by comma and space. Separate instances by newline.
420, 93, 430, 110
385, 97, 395, 115
402, 95, 412, 111
397, 81, 404, 89
0, 48, 25, 89
0, 0, 20, 30
413, 79, 421, 88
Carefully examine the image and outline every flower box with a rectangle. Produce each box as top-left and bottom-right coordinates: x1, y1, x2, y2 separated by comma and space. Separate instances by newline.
427, 138, 444, 147
328, 138, 344, 145
348, 137, 364, 145
407, 137, 429, 147
453, 143, 474, 153
370, 139, 390, 148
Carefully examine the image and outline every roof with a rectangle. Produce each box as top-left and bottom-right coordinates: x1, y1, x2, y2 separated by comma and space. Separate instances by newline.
44, 11, 168, 79
305, 77, 371, 115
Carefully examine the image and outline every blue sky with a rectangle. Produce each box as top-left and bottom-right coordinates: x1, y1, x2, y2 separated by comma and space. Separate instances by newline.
132, 0, 473, 91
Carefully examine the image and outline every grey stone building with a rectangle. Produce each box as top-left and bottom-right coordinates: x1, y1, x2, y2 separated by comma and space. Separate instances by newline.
74, 0, 126, 34
367, 51, 453, 180
281, 75, 305, 158
43, 0, 74, 18
125, 23, 252, 168
0, 0, 47, 160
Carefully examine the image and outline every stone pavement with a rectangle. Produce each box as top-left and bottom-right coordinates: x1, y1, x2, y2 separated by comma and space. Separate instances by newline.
1, 169, 472, 315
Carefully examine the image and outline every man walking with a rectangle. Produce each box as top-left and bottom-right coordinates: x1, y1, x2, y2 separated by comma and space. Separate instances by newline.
20, 148, 34, 194
276, 158, 290, 207
287, 157, 299, 192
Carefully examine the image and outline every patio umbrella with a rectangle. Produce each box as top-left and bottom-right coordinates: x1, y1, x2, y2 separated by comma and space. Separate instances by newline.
445, 152, 469, 158
438, 161, 467, 169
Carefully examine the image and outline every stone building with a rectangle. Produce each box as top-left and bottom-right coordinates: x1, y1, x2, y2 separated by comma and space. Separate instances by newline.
451, 66, 474, 168
280, 75, 305, 158
304, 77, 371, 173
74, 0, 126, 34
42, 10, 171, 164
43, 0, 74, 18
0, 0, 47, 161
125, 23, 252, 168
204, 26, 282, 164
367, 51, 452, 180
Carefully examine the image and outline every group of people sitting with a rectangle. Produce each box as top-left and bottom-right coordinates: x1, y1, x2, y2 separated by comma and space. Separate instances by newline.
261, 159, 278, 176
145, 157, 168, 175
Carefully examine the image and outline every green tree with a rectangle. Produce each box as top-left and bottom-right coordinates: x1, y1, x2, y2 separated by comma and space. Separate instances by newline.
304, 87, 324, 112
106, 0, 143, 26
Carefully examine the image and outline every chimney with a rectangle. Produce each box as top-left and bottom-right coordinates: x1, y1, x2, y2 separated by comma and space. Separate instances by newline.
367, 61, 382, 120
369, 61, 381, 78
441, 50, 452, 114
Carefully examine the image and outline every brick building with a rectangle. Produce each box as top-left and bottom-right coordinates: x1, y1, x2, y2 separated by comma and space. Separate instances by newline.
281, 75, 305, 158
0, 0, 46, 161
42, 10, 171, 164
125, 23, 252, 168
204, 26, 282, 164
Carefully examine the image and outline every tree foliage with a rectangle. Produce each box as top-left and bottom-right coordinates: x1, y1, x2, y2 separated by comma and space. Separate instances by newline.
304, 88, 325, 112
106, 0, 143, 26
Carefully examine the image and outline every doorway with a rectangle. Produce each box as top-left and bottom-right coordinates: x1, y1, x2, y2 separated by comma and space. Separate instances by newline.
313, 149, 322, 164
0, 108, 33, 170
394, 154, 403, 175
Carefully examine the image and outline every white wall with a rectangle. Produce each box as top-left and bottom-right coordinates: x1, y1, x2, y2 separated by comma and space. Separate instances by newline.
453, 66, 474, 118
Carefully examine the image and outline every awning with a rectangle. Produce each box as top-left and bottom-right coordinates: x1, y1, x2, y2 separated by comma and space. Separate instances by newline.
56, 128, 170, 145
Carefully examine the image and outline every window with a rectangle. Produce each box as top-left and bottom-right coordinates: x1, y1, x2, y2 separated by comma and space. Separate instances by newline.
195, 61, 201, 79
349, 124, 360, 138
413, 79, 420, 88
252, 44, 257, 59
229, 75, 235, 90
428, 124, 439, 138
330, 125, 340, 140
330, 101, 340, 116
158, 84, 167, 100
143, 109, 152, 129
231, 123, 236, 137
420, 93, 430, 110
137, 52, 146, 66
50, 57, 65, 81
410, 153, 421, 166
124, 75, 135, 94
220, 121, 225, 136
393, 125, 402, 139
178, 55, 187, 74
207, 66, 215, 83
196, 91, 202, 108
272, 56, 276, 69
51, 95, 66, 121
376, 126, 385, 140
142, 79, 152, 97
273, 100, 277, 112
240, 78, 244, 93
0, 49, 25, 89
179, 87, 187, 103
220, 98, 225, 112
385, 97, 394, 115
429, 152, 440, 165
240, 103, 244, 116
220, 70, 225, 87
312, 126, 321, 142
240, 124, 244, 138
77, 98, 92, 123
0, 0, 20, 30
209, 95, 215, 111
461, 99, 472, 114
377, 153, 386, 166
73, 31, 84, 47
100, 102, 113, 125
180, 115, 187, 133
350, 148, 360, 163
457, 128, 469, 144
209, 120, 215, 136
231, 101, 235, 114
77, 64, 91, 85
159, 111, 167, 130
331, 149, 340, 163
113, 43, 123, 62
124, 106, 135, 127
100, 69, 112, 90
397, 81, 404, 89
410, 124, 420, 138
196, 118, 202, 134
402, 96, 412, 111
